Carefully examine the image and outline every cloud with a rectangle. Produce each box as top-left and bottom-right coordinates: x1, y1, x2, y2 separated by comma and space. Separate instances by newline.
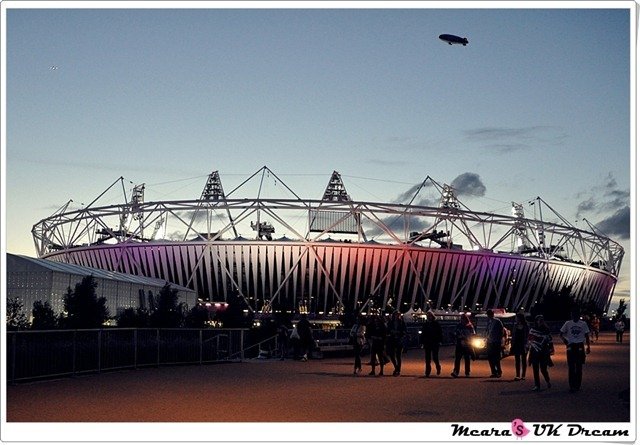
364, 214, 430, 238
575, 173, 630, 218
595, 206, 630, 240
393, 181, 437, 206
451, 172, 486, 197
576, 197, 596, 214
463, 126, 567, 153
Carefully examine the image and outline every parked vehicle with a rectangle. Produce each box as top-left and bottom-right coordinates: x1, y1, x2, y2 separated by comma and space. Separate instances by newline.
469, 311, 516, 359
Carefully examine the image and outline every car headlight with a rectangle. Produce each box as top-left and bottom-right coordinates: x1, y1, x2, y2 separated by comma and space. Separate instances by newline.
471, 337, 486, 349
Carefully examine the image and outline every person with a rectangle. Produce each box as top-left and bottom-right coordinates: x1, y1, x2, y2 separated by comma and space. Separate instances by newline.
510, 313, 529, 381
527, 315, 553, 391
589, 315, 600, 342
615, 318, 626, 343
276, 316, 292, 360
350, 316, 367, 374
420, 310, 443, 377
296, 314, 314, 361
387, 310, 407, 376
560, 308, 591, 392
367, 313, 387, 376
485, 309, 504, 378
451, 313, 475, 378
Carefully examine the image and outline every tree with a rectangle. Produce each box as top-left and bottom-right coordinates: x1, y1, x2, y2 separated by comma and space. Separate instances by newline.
7, 297, 29, 330
116, 307, 150, 328
218, 291, 252, 328
149, 283, 185, 328
615, 299, 627, 319
184, 304, 210, 328
31, 300, 58, 330
63, 275, 110, 328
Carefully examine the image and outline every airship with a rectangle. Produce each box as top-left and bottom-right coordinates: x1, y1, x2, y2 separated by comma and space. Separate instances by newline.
439, 34, 469, 46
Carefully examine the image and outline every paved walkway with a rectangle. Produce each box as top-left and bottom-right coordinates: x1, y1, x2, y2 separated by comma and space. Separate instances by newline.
6, 332, 630, 423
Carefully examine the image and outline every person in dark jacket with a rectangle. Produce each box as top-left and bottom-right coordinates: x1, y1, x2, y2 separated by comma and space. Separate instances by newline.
296, 314, 314, 361
510, 313, 529, 380
485, 309, 505, 378
420, 310, 443, 377
367, 313, 387, 376
387, 310, 407, 376
451, 313, 475, 378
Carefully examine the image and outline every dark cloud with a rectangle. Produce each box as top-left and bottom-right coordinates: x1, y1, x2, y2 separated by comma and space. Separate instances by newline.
451, 172, 486, 197
576, 197, 596, 214
393, 181, 436, 206
463, 126, 567, 153
603, 189, 630, 211
595, 206, 630, 239
464, 126, 548, 140
575, 173, 630, 219
364, 215, 430, 238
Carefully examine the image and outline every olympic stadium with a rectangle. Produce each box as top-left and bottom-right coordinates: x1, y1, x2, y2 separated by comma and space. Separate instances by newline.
31, 166, 624, 317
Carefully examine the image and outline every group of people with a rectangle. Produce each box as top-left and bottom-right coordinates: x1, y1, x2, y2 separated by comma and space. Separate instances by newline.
277, 313, 316, 361
349, 307, 612, 393
349, 310, 408, 376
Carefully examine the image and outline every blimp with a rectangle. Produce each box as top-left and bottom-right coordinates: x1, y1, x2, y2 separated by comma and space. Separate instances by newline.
439, 34, 469, 46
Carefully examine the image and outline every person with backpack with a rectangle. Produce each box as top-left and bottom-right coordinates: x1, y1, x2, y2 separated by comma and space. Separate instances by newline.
350, 316, 367, 375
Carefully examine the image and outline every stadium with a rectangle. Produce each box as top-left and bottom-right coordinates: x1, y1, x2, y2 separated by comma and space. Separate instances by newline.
31, 166, 624, 317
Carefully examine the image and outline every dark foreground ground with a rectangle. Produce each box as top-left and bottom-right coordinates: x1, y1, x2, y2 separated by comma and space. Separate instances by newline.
6, 332, 630, 423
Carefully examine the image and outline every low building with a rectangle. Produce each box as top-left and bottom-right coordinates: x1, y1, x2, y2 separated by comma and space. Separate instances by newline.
6, 253, 197, 322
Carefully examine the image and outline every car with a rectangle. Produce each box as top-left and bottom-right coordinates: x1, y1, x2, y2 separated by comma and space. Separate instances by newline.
469, 311, 515, 359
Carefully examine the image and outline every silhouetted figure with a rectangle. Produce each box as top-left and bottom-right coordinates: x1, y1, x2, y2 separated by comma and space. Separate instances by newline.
296, 314, 314, 361
615, 318, 626, 343
367, 314, 387, 376
350, 316, 367, 375
485, 309, 504, 378
276, 315, 292, 360
528, 315, 552, 391
511, 313, 529, 380
387, 311, 407, 376
420, 310, 442, 377
451, 313, 475, 378
589, 315, 600, 342
560, 309, 591, 392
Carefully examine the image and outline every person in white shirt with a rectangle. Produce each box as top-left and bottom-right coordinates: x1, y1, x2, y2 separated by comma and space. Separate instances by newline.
559, 308, 591, 392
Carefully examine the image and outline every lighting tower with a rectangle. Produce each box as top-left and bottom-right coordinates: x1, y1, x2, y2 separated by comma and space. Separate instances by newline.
186, 171, 238, 240
322, 171, 351, 201
439, 184, 460, 210
511, 202, 530, 253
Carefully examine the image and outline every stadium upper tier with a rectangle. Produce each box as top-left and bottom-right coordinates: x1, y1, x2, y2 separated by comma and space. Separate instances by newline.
32, 167, 624, 314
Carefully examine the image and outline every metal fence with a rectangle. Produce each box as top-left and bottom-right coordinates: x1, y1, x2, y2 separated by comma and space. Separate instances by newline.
6, 328, 258, 384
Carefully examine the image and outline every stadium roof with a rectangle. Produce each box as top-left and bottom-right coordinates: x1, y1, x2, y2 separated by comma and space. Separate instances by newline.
8, 254, 193, 292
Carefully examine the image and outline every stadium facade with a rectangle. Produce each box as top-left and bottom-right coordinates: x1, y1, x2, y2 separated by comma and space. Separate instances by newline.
32, 167, 624, 316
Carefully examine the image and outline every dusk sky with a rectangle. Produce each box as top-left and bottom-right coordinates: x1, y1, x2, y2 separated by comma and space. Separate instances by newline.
3, 3, 634, 311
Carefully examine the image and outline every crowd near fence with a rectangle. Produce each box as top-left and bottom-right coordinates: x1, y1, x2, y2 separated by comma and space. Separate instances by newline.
6, 319, 619, 384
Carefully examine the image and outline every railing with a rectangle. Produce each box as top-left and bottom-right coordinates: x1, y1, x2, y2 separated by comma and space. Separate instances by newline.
6, 328, 252, 384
